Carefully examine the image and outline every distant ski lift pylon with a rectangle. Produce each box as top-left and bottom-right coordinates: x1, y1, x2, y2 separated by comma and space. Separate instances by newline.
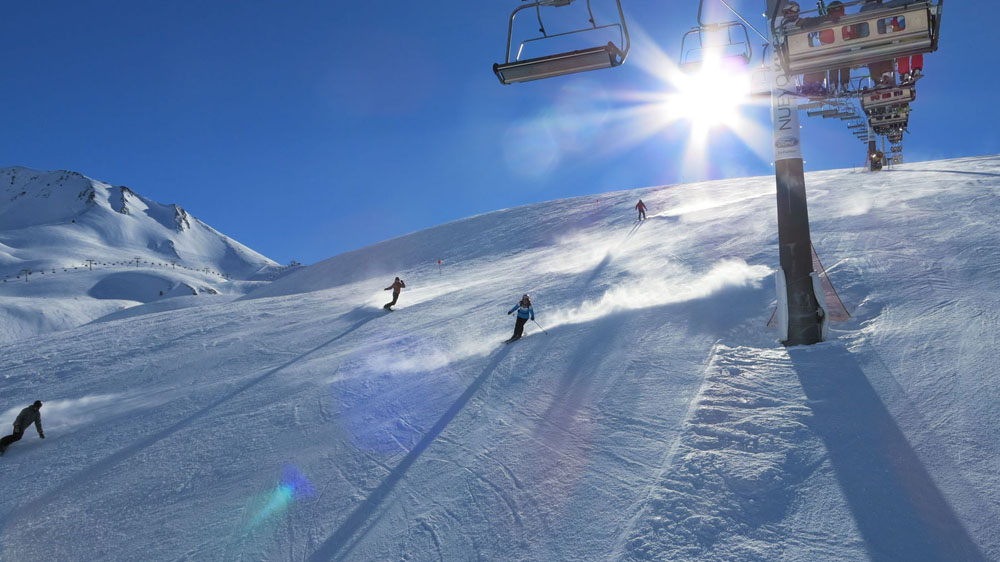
493, 0, 630, 85
772, 0, 942, 77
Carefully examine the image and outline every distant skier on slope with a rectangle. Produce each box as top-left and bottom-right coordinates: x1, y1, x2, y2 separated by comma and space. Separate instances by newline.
383, 277, 406, 310
0, 400, 44, 456
506, 294, 535, 342
635, 199, 647, 221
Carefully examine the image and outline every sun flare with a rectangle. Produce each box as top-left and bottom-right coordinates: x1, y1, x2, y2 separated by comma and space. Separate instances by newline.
669, 57, 752, 133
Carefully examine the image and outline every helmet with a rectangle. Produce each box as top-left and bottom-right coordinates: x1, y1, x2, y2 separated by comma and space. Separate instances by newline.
33, 400, 42, 409
783, 1, 800, 15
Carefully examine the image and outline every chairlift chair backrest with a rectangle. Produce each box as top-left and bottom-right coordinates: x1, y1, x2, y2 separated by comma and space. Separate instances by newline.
775, 0, 942, 76
494, 0, 630, 84
680, 21, 753, 71
861, 84, 916, 111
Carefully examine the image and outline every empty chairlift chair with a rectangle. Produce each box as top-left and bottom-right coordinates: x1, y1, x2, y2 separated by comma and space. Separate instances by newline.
493, 0, 630, 84
679, 20, 753, 73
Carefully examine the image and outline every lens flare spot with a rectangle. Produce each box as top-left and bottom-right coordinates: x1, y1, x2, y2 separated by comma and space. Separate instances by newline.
248, 465, 315, 529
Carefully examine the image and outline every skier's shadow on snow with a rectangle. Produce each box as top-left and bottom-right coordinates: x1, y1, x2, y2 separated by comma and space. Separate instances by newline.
623, 219, 645, 243
306, 345, 513, 562
3, 306, 382, 525
788, 346, 986, 562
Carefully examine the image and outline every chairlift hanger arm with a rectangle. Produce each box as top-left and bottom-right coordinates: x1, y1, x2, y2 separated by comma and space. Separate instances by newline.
700, 0, 770, 42
502, 0, 630, 64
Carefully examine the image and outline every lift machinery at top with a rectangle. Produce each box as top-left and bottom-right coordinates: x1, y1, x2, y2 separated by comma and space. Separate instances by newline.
493, 0, 631, 84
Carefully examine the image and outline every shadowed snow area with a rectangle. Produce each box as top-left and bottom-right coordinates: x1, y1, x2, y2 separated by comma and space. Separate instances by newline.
1, 156, 999, 561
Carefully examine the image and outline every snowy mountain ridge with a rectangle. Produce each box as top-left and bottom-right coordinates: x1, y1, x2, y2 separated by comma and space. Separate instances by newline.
0, 166, 274, 271
0, 166, 284, 343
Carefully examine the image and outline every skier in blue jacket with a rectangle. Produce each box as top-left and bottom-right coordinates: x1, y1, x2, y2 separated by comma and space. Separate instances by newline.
506, 294, 534, 342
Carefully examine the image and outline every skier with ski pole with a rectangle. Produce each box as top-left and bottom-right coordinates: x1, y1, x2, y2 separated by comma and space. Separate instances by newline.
635, 199, 647, 221
505, 294, 534, 343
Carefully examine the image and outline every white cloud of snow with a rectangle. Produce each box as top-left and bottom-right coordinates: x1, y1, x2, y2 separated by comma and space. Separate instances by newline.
546, 258, 773, 328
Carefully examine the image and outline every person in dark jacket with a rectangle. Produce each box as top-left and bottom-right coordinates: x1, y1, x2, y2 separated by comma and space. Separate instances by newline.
383, 277, 406, 310
635, 199, 647, 221
506, 294, 535, 342
0, 400, 44, 455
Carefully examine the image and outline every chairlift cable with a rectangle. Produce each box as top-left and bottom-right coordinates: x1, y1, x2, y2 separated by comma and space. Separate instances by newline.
714, 0, 770, 42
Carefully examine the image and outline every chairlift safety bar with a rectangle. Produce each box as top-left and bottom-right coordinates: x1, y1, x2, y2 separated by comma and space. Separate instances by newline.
494, 0, 630, 84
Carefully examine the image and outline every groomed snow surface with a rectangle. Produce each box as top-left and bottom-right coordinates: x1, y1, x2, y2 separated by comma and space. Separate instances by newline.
1, 156, 998, 561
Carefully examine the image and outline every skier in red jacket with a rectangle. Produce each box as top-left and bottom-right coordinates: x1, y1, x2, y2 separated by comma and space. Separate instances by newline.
635, 199, 647, 221
383, 277, 406, 310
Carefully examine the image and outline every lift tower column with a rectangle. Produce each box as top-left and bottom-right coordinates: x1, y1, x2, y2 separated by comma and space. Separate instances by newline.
769, 48, 823, 345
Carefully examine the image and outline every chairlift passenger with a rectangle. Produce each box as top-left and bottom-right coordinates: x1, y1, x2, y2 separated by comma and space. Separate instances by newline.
827, 1, 852, 92
859, 0, 896, 86
780, 1, 801, 29
910, 53, 923, 77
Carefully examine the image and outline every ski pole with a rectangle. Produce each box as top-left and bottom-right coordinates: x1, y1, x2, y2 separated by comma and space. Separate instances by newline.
532, 320, 548, 335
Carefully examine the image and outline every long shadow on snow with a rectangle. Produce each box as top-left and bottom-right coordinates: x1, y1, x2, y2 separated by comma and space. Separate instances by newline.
535, 313, 629, 443
788, 345, 986, 562
1, 306, 381, 526
306, 345, 513, 562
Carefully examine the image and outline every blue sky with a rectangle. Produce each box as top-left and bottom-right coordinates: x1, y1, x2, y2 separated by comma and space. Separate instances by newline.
1, 1, 989, 265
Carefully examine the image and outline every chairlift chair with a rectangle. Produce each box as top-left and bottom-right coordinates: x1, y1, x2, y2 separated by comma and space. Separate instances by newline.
494, 0, 630, 84
861, 84, 916, 111
680, 21, 753, 72
771, 0, 943, 77
680, 0, 754, 72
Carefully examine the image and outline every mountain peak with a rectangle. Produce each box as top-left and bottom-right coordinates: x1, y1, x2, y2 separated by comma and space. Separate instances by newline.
1, 165, 279, 279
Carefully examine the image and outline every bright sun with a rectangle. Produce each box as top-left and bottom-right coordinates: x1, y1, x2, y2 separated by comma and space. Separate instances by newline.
668, 55, 752, 133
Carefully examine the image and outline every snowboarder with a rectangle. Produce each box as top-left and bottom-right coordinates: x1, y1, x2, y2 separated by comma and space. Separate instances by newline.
635, 199, 647, 221
0, 400, 44, 456
383, 277, 406, 310
506, 294, 535, 342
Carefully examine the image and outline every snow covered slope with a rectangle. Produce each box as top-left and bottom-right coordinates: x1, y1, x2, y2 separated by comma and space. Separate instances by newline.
0, 166, 283, 343
1, 156, 998, 561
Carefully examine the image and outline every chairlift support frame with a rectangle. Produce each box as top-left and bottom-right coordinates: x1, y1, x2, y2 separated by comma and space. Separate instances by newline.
493, 0, 630, 84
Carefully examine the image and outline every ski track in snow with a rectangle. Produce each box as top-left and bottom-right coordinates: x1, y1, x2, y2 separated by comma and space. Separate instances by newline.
1, 156, 999, 561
